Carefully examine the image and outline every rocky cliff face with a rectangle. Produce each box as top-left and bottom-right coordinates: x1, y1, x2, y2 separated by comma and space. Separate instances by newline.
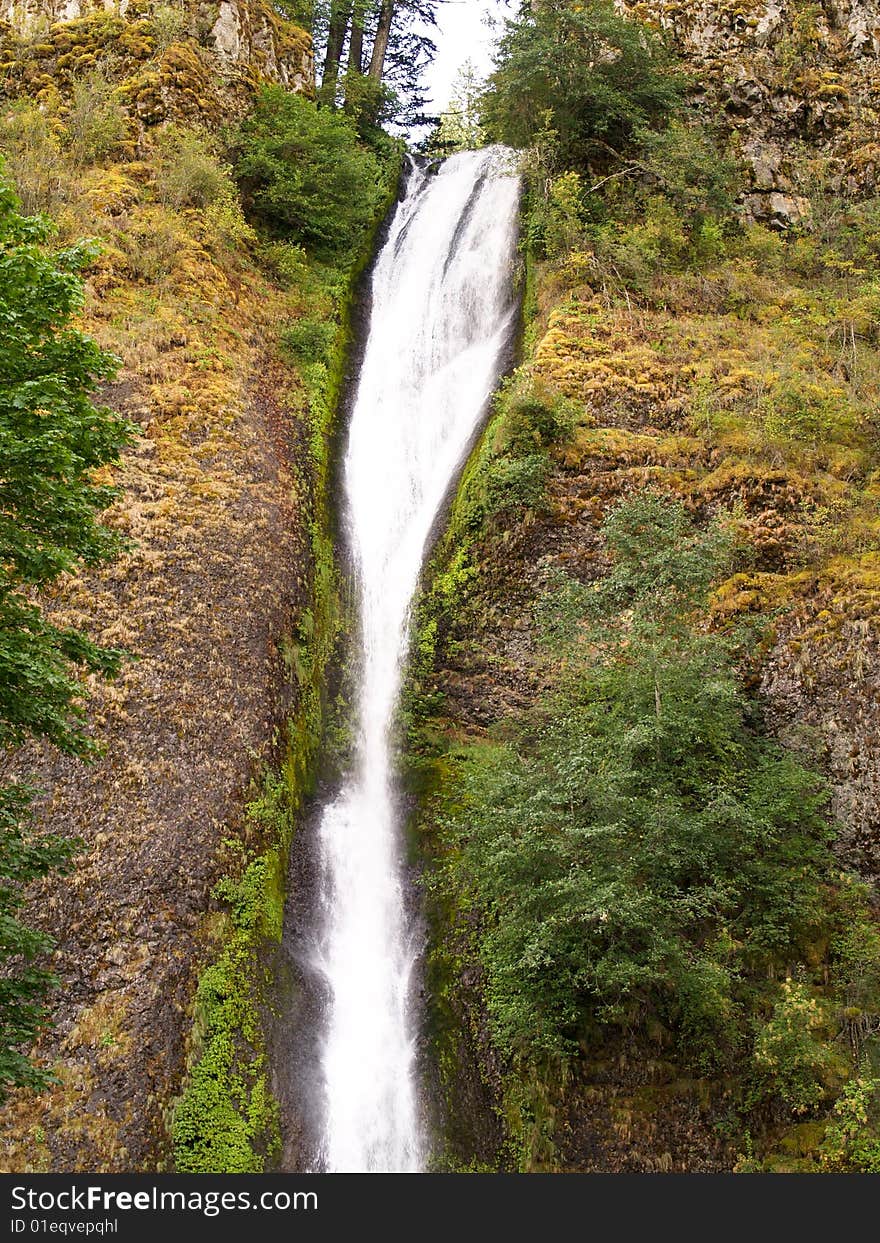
610, 1, 880, 877
408, 3, 880, 1174
0, 170, 315, 1173
413, 222, 880, 1169
0, 0, 312, 127
622, 0, 880, 225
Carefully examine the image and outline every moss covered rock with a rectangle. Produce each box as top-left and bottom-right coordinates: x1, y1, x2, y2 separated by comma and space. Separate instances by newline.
621, 0, 880, 220
0, 0, 312, 129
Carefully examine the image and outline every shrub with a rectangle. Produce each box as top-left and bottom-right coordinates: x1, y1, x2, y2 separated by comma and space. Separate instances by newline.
542, 171, 586, 260
152, 126, 254, 251
828, 884, 880, 1066
280, 317, 336, 365
761, 378, 855, 446
274, 0, 314, 24
635, 120, 740, 228
752, 981, 839, 1115
155, 125, 231, 208
261, 241, 311, 290
482, 453, 549, 520
595, 197, 691, 284
152, 3, 188, 50
231, 86, 386, 260
738, 224, 787, 275
203, 192, 257, 251
66, 70, 128, 168
0, 103, 68, 216
821, 1078, 880, 1172
439, 498, 834, 1066
778, 2, 824, 70
499, 389, 579, 451
117, 206, 182, 281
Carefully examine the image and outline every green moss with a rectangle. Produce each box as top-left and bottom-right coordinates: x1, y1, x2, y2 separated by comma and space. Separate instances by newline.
0, 13, 313, 130
171, 779, 291, 1173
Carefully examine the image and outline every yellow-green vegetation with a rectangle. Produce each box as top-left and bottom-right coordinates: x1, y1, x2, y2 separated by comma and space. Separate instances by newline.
0, 87, 302, 1170
0, 24, 395, 1167
0, 175, 134, 1103
527, 198, 880, 639
406, 3, 880, 1174
0, 4, 312, 129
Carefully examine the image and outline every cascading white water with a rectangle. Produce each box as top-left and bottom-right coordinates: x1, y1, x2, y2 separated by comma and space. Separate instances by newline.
314, 148, 521, 1174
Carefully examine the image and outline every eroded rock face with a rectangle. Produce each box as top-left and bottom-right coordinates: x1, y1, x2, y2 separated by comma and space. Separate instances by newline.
0, 171, 315, 1174
606, 5, 880, 876
764, 618, 880, 877
0, 0, 313, 102
830, 0, 880, 56
207, 0, 311, 90
621, 0, 880, 220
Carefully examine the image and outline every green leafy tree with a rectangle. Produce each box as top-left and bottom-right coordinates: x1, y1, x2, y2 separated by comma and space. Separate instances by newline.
0, 174, 134, 1097
482, 0, 683, 170
230, 86, 386, 260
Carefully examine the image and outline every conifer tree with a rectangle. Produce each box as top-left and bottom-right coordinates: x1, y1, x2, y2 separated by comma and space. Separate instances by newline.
0, 173, 133, 1098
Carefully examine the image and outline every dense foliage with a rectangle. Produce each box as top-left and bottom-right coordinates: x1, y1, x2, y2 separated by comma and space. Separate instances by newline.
231, 86, 390, 260
439, 498, 839, 1074
0, 175, 133, 1097
482, 0, 684, 170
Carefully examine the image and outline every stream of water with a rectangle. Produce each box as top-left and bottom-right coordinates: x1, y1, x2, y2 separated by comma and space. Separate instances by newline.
312, 148, 521, 1173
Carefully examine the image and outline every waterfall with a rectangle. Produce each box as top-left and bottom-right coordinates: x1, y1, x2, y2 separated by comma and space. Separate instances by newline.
313, 148, 521, 1174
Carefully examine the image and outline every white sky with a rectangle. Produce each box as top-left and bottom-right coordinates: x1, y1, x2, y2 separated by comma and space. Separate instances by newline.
421, 0, 510, 113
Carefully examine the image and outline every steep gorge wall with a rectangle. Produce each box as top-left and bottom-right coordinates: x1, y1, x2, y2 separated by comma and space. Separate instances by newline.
0, 4, 320, 1172
412, 0, 880, 1174
616, 0, 880, 873
623, 0, 880, 224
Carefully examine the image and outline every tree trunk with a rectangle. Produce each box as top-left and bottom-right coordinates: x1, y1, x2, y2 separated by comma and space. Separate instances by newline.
322, 0, 353, 104
368, 0, 395, 82
348, 0, 365, 74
